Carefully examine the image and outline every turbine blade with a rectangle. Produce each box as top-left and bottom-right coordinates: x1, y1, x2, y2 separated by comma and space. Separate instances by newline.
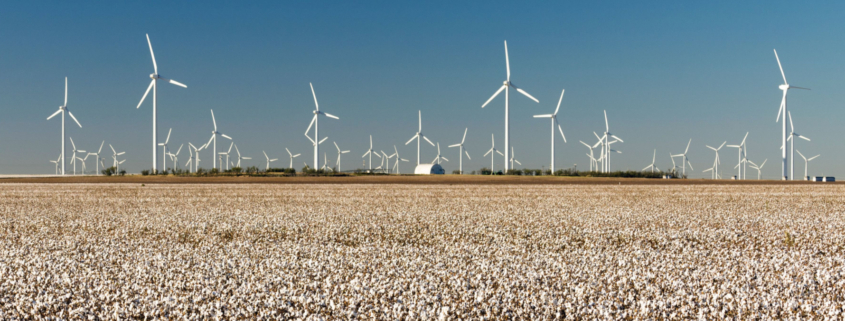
137, 80, 154, 108
604, 110, 609, 132
496, 150, 504, 156
465, 151, 470, 160
418, 110, 422, 132
310, 82, 319, 111
685, 139, 691, 154
504, 40, 510, 80
481, 85, 506, 108
167, 79, 187, 88
221, 134, 232, 140
808, 155, 820, 161
206, 135, 214, 147
512, 85, 539, 103
405, 134, 418, 145
211, 109, 217, 130
423, 136, 435, 146
798, 135, 810, 141
462, 128, 467, 144
323, 113, 339, 119
68, 112, 82, 128
484, 149, 492, 157
448, 143, 461, 148
533, 114, 553, 118
64, 77, 68, 106
776, 94, 785, 122
165, 128, 172, 144
558, 124, 566, 143
790, 86, 810, 90
47, 109, 62, 120
318, 137, 328, 145
147, 34, 157, 74
773, 49, 787, 84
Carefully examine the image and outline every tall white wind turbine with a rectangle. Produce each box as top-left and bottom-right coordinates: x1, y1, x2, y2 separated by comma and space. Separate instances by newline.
286, 148, 301, 169
533, 89, 567, 172
158, 128, 172, 170
642, 149, 659, 173
304, 83, 339, 170
748, 159, 767, 180
796, 151, 819, 180
46, 77, 81, 175
580, 141, 596, 172
363, 135, 377, 171
206, 110, 232, 170
774, 49, 809, 180
233, 144, 251, 167
448, 128, 471, 174
263, 151, 278, 170
109, 144, 126, 173
509, 147, 521, 170
334, 142, 349, 172
49, 155, 61, 175
480, 41, 539, 172
431, 143, 448, 165
671, 139, 693, 177
726, 132, 748, 180
705, 141, 726, 179
405, 110, 435, 166
137, 34, 187, 172
68, 137, 86, 175
391, 145, 409, 174
786, 111, 810, 181
218, 142, 234, 171
168, 144, 183, 170
86, 141, 105, 175
483, 134, 504, 174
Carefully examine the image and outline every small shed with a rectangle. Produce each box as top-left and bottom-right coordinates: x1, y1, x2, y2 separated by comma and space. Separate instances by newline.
414, 164, 445, 175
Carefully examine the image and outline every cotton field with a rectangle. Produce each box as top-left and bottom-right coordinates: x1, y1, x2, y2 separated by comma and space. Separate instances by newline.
0, 183, 844, 319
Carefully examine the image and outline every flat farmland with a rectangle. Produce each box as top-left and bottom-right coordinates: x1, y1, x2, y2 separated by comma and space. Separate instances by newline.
1, 183, 843, 319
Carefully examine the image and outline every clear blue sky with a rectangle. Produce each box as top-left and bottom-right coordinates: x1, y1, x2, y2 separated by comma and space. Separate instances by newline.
2, 1, 843, 178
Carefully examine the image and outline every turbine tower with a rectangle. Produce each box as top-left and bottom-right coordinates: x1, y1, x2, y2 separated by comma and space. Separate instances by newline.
137, 34, 187, 172
448, 128, 471, 174
304, 83, 339, 170
773, 49, 809, 180
405, 110, 434, 166
480, 40, 539, 172
533, 89, 567, 172
46, 77, 82, 175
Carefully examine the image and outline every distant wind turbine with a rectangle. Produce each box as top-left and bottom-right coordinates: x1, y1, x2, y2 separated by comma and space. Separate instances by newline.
448, 128, 471, 174
405, 110, 435, 166
773, 49, 809, 180
304, 83, 339, 170
483, 134, 504, 175
533, 89, 567, 172
46, 77, 82, 175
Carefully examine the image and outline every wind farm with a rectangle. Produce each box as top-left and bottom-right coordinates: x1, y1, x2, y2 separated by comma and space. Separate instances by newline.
3, 3, 845, 319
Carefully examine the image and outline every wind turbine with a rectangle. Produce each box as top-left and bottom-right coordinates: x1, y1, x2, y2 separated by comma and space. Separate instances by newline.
109, 144, 126, 173
796, 151, 819, 180
774, 49, 809, 180
46, 77, 81, 175
669, 153, 678, 176
218, 142, 234, 171
726, 133, 748, 180
480, 40, 540, 172
671, 139, 693, 177
87, 141, 105, 175
186, 143, 197, 173
431, 143, 448, 165
137, 34, 188, 172
68, 137, 86, 175
580, 141, 596, 172
234, 144, 251, 167
748, 159, 767, 180
362, 135, 377, 171
157, 128, 172, 171
642, 149, 659, 173
483, 134, 504, 174
594, 111, 623, 172
304, 83, 339, 170
71, 153, 88, 175
405, 110, 435, 166
509, 147, 521, 170
263, 151, 278, 171
706, 141, 726, 179
391, 145, 409, 174
533, 88, 567, 172
333, 142, 349, 172
448, 128, 471, 174
168, 144, 184, 170
49, 155, 61, 175
205, 110, 232, 170
786, 111, 810, 181
286, 148, 301, 169
703, 157, 717, 179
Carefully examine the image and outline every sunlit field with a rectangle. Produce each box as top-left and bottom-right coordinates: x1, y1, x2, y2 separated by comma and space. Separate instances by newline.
1, 183, 843, 319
